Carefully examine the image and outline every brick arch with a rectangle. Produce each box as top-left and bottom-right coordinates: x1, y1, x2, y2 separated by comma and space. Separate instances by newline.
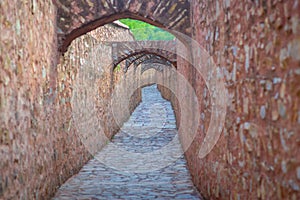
55, 0, 191, 52
109, 40, 177, 71
124, 54, 174, 73
140, 63, 165, 74
139, 55, 174, 67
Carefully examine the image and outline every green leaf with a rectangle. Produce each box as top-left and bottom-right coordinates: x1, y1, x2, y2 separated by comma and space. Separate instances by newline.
119, 19, 174, 41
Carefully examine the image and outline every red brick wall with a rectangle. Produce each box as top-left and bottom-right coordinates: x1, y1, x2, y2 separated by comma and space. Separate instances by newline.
0, 1, 62, 198
0, 1, 139, 198
182, 0, 300, 199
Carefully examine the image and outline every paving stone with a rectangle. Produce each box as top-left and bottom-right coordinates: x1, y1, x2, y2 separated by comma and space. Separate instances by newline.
53, 85, 202, 199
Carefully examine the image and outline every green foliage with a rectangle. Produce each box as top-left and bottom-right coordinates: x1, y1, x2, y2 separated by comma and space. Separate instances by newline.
114, 64, 121, 72
119, 19, 175, 41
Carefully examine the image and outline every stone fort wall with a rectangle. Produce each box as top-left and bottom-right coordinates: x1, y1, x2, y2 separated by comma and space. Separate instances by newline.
1, 0, 300, 199
0, 1, 140, 198
178, 0, 300, 199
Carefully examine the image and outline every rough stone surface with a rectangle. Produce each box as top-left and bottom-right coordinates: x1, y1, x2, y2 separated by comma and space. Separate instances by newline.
0, 1, 59, 199
52, 85, 202, 199
1, 0, 300, 199
180, 0, 300, 199
0, 1, 139, 198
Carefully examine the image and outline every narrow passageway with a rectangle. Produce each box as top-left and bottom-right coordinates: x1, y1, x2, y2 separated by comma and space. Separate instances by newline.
53, 85, 202, 199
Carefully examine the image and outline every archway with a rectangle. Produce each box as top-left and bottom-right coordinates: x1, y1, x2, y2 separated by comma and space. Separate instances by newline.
54, 0, 191, 52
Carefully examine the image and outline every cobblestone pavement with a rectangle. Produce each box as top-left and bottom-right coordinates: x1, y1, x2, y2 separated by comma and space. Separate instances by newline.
53, 85, 202, 199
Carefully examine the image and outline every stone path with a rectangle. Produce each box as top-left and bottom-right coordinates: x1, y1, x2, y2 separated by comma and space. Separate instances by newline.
53, 85, 202, 199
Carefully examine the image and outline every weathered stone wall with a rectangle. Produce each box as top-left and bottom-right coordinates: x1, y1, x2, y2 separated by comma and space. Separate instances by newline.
52, 22, 140, 197
1, 0, 300, 199
182, 0, 300, 199
59, 22, 139, 146
0, 1, 139, 198
0, 1, 62, 198
157, 85, 180, 127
